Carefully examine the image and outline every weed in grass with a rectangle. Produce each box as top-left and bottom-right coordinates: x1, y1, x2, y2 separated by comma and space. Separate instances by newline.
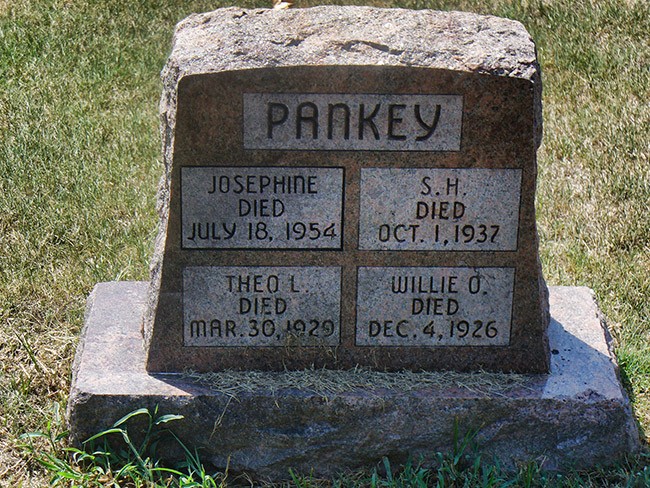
21, 406, 229, 487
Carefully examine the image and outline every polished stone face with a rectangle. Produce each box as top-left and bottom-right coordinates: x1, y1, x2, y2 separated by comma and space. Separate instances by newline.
144, 6, 550, 373
243, 93, 463, 151
358, 168, 522, 251
356, 266, 514, 347
183, 266, 341, 347
181, 166, 344, 250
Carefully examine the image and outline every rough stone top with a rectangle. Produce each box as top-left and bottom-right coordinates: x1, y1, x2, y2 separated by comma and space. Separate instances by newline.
164, 6, 540, 84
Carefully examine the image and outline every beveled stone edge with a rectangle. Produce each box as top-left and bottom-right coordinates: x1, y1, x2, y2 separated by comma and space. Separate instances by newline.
67, 282, 640, 478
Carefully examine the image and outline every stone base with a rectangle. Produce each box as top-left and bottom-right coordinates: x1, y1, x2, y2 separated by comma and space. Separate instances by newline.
67, 282, 639, 480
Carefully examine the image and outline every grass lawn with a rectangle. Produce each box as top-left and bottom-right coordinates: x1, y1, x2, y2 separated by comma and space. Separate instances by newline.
1, 0, 648, 485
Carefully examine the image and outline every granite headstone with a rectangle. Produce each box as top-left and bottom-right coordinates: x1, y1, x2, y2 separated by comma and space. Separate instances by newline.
143, 6, 550, 373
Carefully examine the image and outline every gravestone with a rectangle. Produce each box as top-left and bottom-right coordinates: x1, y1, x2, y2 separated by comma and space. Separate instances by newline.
68, 7, 638, 479
143, 6, 550, 373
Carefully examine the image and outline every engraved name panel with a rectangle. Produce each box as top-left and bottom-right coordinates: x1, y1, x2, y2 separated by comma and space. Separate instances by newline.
243, 94, 463, 151
359, 168, 522, 251
181, 167, 343, 249
356, 266, 514, 346
183, 266, 341, 347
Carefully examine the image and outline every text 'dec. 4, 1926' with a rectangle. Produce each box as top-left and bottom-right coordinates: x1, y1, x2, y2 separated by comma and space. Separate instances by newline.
356, 266, 514, 346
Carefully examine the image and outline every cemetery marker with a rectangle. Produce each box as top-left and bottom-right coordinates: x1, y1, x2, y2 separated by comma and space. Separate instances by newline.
68, 7, 638, 479
143, 7, 550, 373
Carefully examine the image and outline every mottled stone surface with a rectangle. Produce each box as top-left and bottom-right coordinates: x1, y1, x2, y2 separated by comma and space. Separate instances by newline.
356, 267, 514, 346
69, 282, 639, 480
358, 168, 522, 251
144, 6, 550, 373
181, 167, 344, 249
183, 266, 341, 347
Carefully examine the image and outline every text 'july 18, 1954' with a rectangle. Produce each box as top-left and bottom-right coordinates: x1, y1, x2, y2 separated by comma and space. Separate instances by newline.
356, 267, 514, 346
183, 266, 342, 347
359, 168, 522, 251
181, 167, 344, 249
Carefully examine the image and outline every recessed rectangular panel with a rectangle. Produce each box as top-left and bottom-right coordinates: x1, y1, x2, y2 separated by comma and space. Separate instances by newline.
183, 266, 341, 347
243, 94, 463, 151
359, 168, 521, 251
181, 167, 343, 249
356, 266, 514, 346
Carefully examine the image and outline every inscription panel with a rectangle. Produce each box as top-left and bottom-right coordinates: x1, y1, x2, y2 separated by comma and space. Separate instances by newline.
181, 167, 343, 249
183, 266, 341, 346
359, 168, 522, 251
356, 266, 514, 346
243, 93, 463, 151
